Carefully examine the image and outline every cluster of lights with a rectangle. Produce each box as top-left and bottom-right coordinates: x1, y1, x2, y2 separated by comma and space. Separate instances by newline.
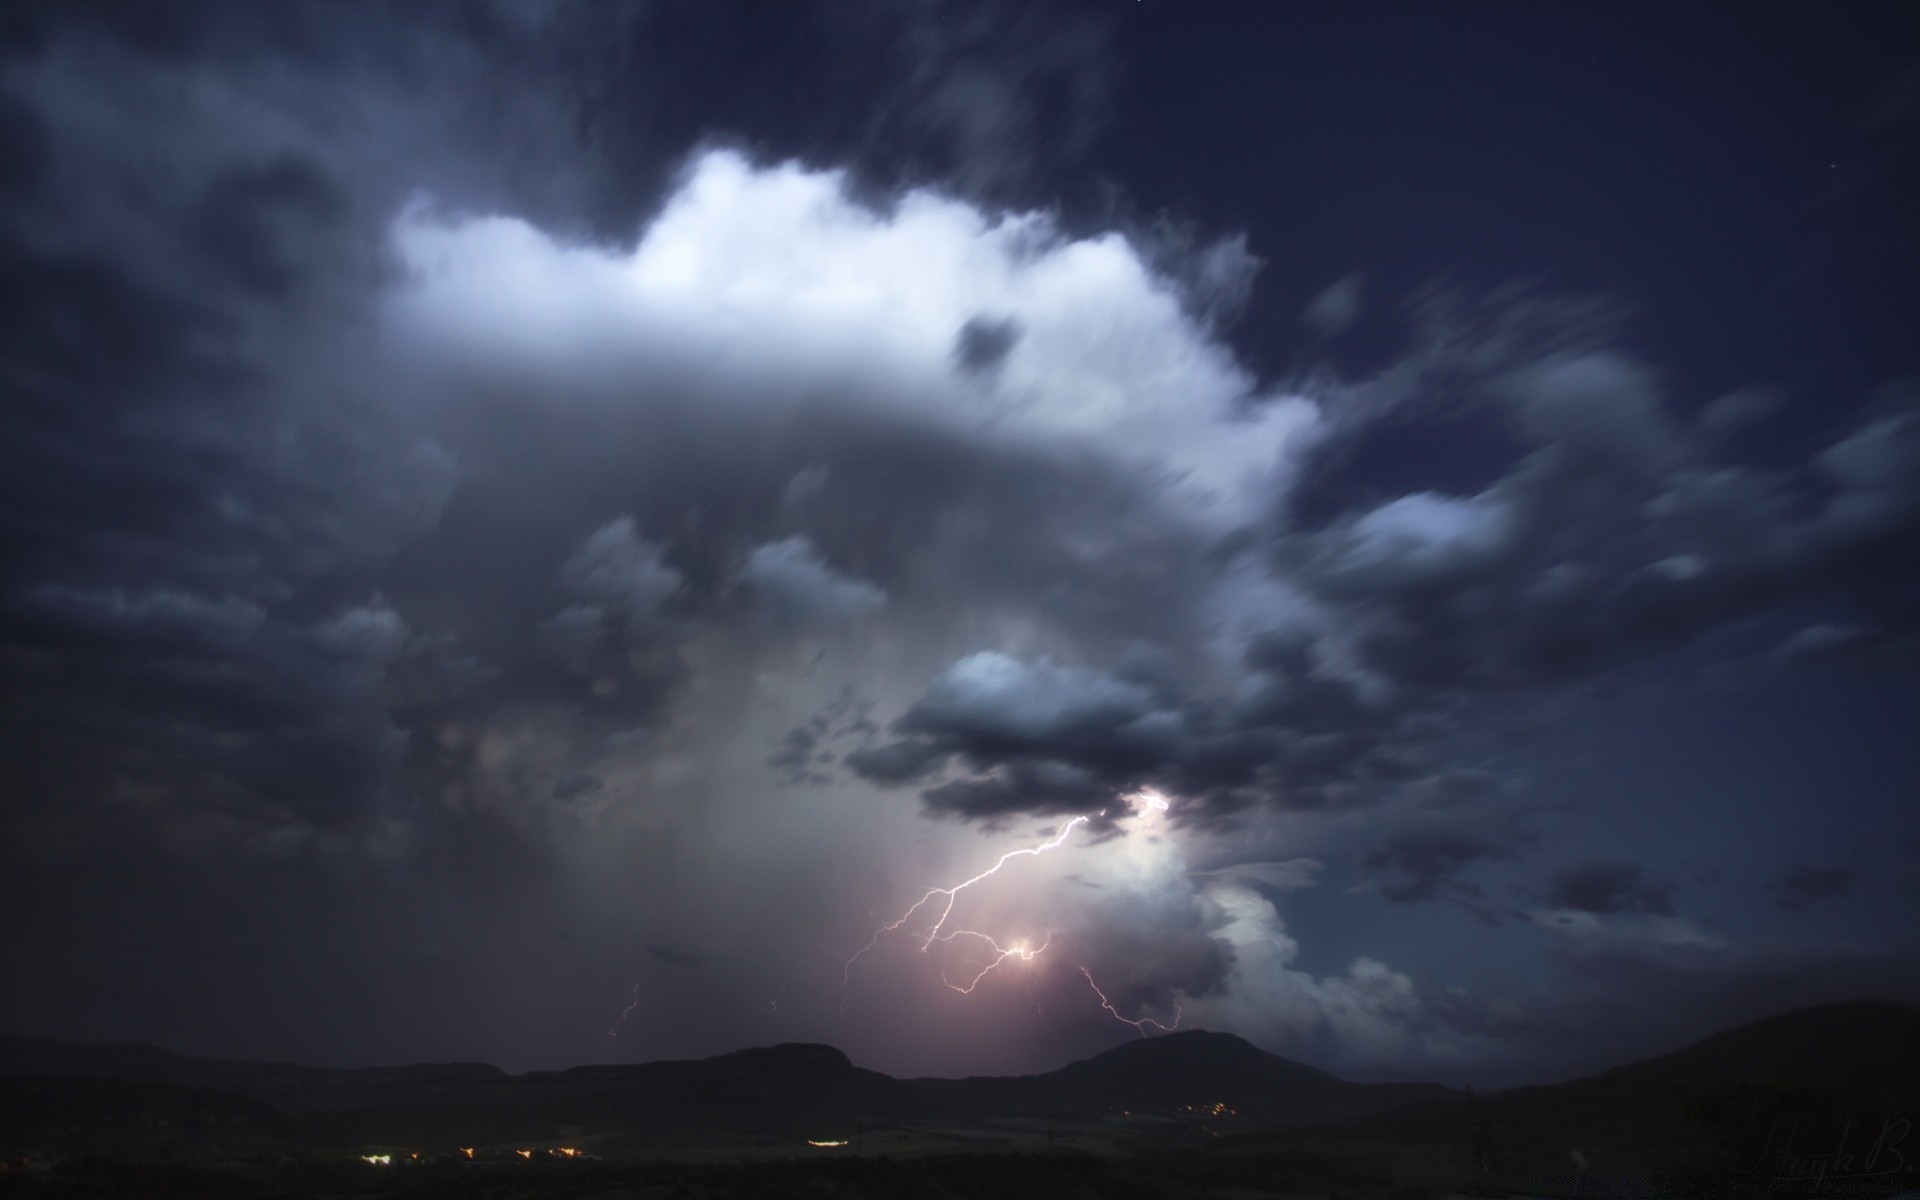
359, 1151, 426, 1166
361, 1145, 590, 1166
1181, 1101, 1235, 1117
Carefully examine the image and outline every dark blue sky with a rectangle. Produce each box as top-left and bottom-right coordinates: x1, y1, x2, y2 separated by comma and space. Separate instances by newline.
1, 1, 1914, 1085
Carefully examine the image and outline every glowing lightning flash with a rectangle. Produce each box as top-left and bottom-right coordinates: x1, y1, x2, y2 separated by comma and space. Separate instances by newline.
934, 930, 1053, 994
606, 982, 641, 1038
842, 815, 1088, 996
1080, 966, 1182, 1036
840, 809, 1187, 1038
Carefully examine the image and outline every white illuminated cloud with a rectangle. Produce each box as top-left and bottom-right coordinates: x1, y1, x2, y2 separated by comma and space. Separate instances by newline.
1189, 881, 1443, 1068
388, 149, 1322, 528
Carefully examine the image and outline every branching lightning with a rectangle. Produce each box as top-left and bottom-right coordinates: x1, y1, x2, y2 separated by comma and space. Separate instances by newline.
1079, 966, 1182, 1036
835, 800, 1187, 1037
841, 815, 1088, 995
606, 981, 642, 1038
933, 930, 1053, 993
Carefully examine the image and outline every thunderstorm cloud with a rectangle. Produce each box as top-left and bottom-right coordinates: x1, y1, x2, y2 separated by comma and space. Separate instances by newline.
1, 1, 1915, 1085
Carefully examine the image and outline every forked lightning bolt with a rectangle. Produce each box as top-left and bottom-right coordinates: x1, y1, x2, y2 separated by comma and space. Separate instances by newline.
933, 930, 1053, 993
839, 799, 1186, 1037
842, 815, 1088, 994
606, 982, 642, 1038
1079, 966, 1182, 1036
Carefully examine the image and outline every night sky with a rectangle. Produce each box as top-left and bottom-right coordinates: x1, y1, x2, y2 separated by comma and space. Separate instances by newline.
3, 2, 1917, 1088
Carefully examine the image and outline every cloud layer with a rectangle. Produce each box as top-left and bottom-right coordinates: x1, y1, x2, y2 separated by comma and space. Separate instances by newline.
1, 1, 1914, 1084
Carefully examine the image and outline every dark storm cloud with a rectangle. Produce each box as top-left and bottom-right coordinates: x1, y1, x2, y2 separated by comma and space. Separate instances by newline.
1, 580, 413, 832
1298, 314, 1920, 692
1695, 387, 1783, 438
897, 653, 1166, 765
921, 762, 1115, 824
360, 374, 1229, 840
952, 315, 1021, 374
0, 0, 1152, 1059
767, 725, 820, 774
188, 156, 352, 302
740, 536, 886, 626
842, 738, 948, 786
0, 7, 498, 856
2, 0, 1108, 230
647, 942, 704, 968
847, 649, 1315, 821
4, 0, 1916, 1086
557, 517, 683, 626
1543, 860, 1677, 917
0, 0, 1140, 811
17, 0, 1419, 1085
1362, 819, 1531, 914
1416, 935, 1920, 1086
1770, 865, 1859, 911
1064, 920, 1234, 1019
853, 304, 1920, 861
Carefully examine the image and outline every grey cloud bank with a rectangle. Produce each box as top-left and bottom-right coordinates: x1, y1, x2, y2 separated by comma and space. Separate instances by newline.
1, 1, 1915, 1086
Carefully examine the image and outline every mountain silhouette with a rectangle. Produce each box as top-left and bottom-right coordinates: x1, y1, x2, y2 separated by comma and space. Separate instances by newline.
915, 1029, 1452, 1122
1248, 997, 1920, 1187
3, 1000, 1914, 1166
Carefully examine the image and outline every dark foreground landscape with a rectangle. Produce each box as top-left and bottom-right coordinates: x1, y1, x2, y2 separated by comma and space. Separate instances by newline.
1, 999, 1914, 1199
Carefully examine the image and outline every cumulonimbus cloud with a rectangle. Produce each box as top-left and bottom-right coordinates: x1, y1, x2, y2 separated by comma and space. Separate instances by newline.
387, 149, 1325, 531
